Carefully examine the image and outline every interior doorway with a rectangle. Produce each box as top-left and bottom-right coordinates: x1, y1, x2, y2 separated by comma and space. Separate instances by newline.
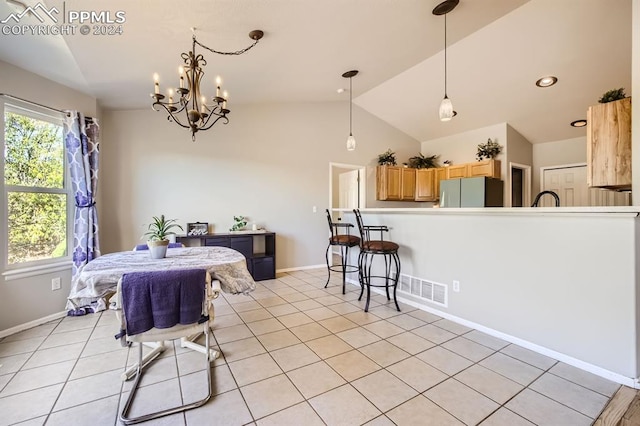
329, 162, 366, 219
508, 162, 531, 207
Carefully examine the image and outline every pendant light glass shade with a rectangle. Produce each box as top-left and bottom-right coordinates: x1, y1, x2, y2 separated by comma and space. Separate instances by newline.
346, 134, 356, 151
439, 96, 453, 121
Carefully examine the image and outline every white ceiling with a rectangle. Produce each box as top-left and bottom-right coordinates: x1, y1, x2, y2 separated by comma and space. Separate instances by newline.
0, 0, 632, 144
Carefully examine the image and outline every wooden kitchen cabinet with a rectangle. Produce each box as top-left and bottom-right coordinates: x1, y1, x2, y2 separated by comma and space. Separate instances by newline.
587, 97, 632, 190
469, 159, 501, 178
446, 159, 501, 179
446, 164, 468, 179
415, 167, 447, 201
376, 166, 416, 201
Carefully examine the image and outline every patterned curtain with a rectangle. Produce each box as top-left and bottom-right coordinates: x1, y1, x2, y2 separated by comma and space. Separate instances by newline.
63, 111, 100, 277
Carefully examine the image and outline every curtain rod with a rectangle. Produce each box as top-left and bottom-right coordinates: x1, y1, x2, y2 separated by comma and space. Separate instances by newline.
0, 93, 69, 115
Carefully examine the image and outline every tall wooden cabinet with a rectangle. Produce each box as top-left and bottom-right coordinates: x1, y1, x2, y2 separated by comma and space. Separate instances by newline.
587, 97, 632, 190
376, 166, 416, 201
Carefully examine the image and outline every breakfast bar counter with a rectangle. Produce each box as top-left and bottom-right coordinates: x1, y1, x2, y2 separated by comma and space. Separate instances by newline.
337, 207, 640, 386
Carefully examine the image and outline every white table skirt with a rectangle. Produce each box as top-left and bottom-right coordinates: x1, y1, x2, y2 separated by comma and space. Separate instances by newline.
67, 246, 256, 311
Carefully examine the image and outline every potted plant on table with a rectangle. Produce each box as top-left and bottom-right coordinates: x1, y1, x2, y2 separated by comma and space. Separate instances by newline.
143, 215, 183, 259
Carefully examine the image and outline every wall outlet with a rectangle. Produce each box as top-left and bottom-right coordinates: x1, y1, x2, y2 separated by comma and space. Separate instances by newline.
51, 277, 61, 291
453, 280, 460, 292
312, 206, 317, 213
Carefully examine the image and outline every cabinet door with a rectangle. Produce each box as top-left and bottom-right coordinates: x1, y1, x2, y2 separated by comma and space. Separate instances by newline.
447, 164, 468, 179
587, 97, 631, 189
415, 169, 435, 201
434, 168, 447, 200
469, 159, 501, 179
400, 168, 416, 200
205, 237, 230, 247
230, 236, 253, 259
376, 166, 402, 200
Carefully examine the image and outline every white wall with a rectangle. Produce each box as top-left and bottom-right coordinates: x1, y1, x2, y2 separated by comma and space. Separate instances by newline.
532, 136, 586, 196
0, 61, 98, 332
100, 102, 420, 269
346, 209, 639, 381
421, 123, 507, 169
633, 0, 640, 205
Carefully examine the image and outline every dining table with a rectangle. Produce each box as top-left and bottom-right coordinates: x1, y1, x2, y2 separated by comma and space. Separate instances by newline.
66, 246, 256, 312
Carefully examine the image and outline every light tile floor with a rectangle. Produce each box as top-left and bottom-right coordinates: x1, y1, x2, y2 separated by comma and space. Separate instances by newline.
0, 269, 622, 425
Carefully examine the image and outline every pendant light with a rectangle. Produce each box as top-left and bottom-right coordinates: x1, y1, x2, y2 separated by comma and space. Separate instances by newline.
342, 70, 359, 151
433, 0, 459, 122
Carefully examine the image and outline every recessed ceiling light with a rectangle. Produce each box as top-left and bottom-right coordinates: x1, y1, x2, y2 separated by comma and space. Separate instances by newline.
570, 119, 587, 127
535, 76, 558, 88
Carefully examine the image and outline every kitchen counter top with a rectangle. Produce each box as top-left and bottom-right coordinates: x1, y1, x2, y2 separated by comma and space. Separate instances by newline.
334, 206, 640, 216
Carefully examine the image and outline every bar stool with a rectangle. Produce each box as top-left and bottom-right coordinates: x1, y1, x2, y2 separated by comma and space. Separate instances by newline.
324, 209, 360, 294
353, 209, 401, 312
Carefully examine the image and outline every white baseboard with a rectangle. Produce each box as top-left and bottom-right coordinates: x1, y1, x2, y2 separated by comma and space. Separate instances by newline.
276, 264, 326, 273
345, 278, 640, 389
0, 311, 67, 339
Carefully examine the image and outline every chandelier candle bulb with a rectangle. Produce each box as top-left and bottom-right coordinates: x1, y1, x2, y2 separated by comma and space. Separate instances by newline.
153, 73, 159, 94
222, 91, 228, 109
216, 76, 222, 97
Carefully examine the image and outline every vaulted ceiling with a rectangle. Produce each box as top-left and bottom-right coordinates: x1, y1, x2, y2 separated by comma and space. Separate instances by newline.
0, 0, 631, 144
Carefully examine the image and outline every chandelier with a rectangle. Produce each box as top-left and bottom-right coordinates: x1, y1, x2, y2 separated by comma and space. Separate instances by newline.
151, 28, 264, 141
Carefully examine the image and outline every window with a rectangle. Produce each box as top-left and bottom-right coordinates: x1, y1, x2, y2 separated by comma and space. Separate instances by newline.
2, 100, 71, 269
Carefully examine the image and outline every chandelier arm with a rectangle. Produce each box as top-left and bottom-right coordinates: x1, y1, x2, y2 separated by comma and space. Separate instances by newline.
199, 112, 229, 131
193, 37, 260, 56
152, 102, 192, 129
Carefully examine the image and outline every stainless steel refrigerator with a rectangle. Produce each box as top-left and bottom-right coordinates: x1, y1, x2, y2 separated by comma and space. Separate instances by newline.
440, 177, 504, 207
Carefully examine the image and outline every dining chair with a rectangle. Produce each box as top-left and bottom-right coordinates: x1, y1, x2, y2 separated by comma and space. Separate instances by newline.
324, 209, 360, 294
116, 268, 217, 424
353, 209, 401, 312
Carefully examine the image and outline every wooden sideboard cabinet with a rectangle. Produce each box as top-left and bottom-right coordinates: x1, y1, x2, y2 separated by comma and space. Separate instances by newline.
587, 97, 632, 190
176, 232, 276, 281
376, 166, 416, 201
446, 159, 501, 180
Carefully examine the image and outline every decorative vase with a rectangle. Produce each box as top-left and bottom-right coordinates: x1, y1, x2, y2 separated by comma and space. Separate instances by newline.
147, 239, 169, 259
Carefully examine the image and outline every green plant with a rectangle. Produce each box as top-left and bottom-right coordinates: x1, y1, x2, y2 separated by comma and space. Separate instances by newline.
143, 215, 183, 241
377, 149, 397, 166
476, 138, 502, 161
230, 215, 247, 231
598, 88, 626, 103
407, 153, 439, 169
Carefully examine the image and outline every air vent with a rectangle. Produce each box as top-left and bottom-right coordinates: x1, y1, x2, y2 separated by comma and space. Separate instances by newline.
398, 274, 448, 307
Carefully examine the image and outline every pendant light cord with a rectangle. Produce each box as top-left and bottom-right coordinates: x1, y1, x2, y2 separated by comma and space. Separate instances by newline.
349, 76, 353, 135
444, 13, 448, 98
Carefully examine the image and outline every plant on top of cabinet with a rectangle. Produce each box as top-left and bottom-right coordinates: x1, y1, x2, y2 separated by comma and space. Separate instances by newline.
476, 138, 502, 161
377, 149, 397, 166
408, 153, 439, 169
598, 88, 626, 104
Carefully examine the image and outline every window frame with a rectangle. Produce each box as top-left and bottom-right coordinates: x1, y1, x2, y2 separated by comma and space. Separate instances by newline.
1, 98, 73, 274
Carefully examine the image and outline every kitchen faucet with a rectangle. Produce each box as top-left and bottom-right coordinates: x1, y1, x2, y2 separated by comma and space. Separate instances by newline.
531, 190, 560, 207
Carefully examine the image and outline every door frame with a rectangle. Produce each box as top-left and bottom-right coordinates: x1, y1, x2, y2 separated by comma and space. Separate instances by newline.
507, 162, 532, 207
328, 162, 366, 213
